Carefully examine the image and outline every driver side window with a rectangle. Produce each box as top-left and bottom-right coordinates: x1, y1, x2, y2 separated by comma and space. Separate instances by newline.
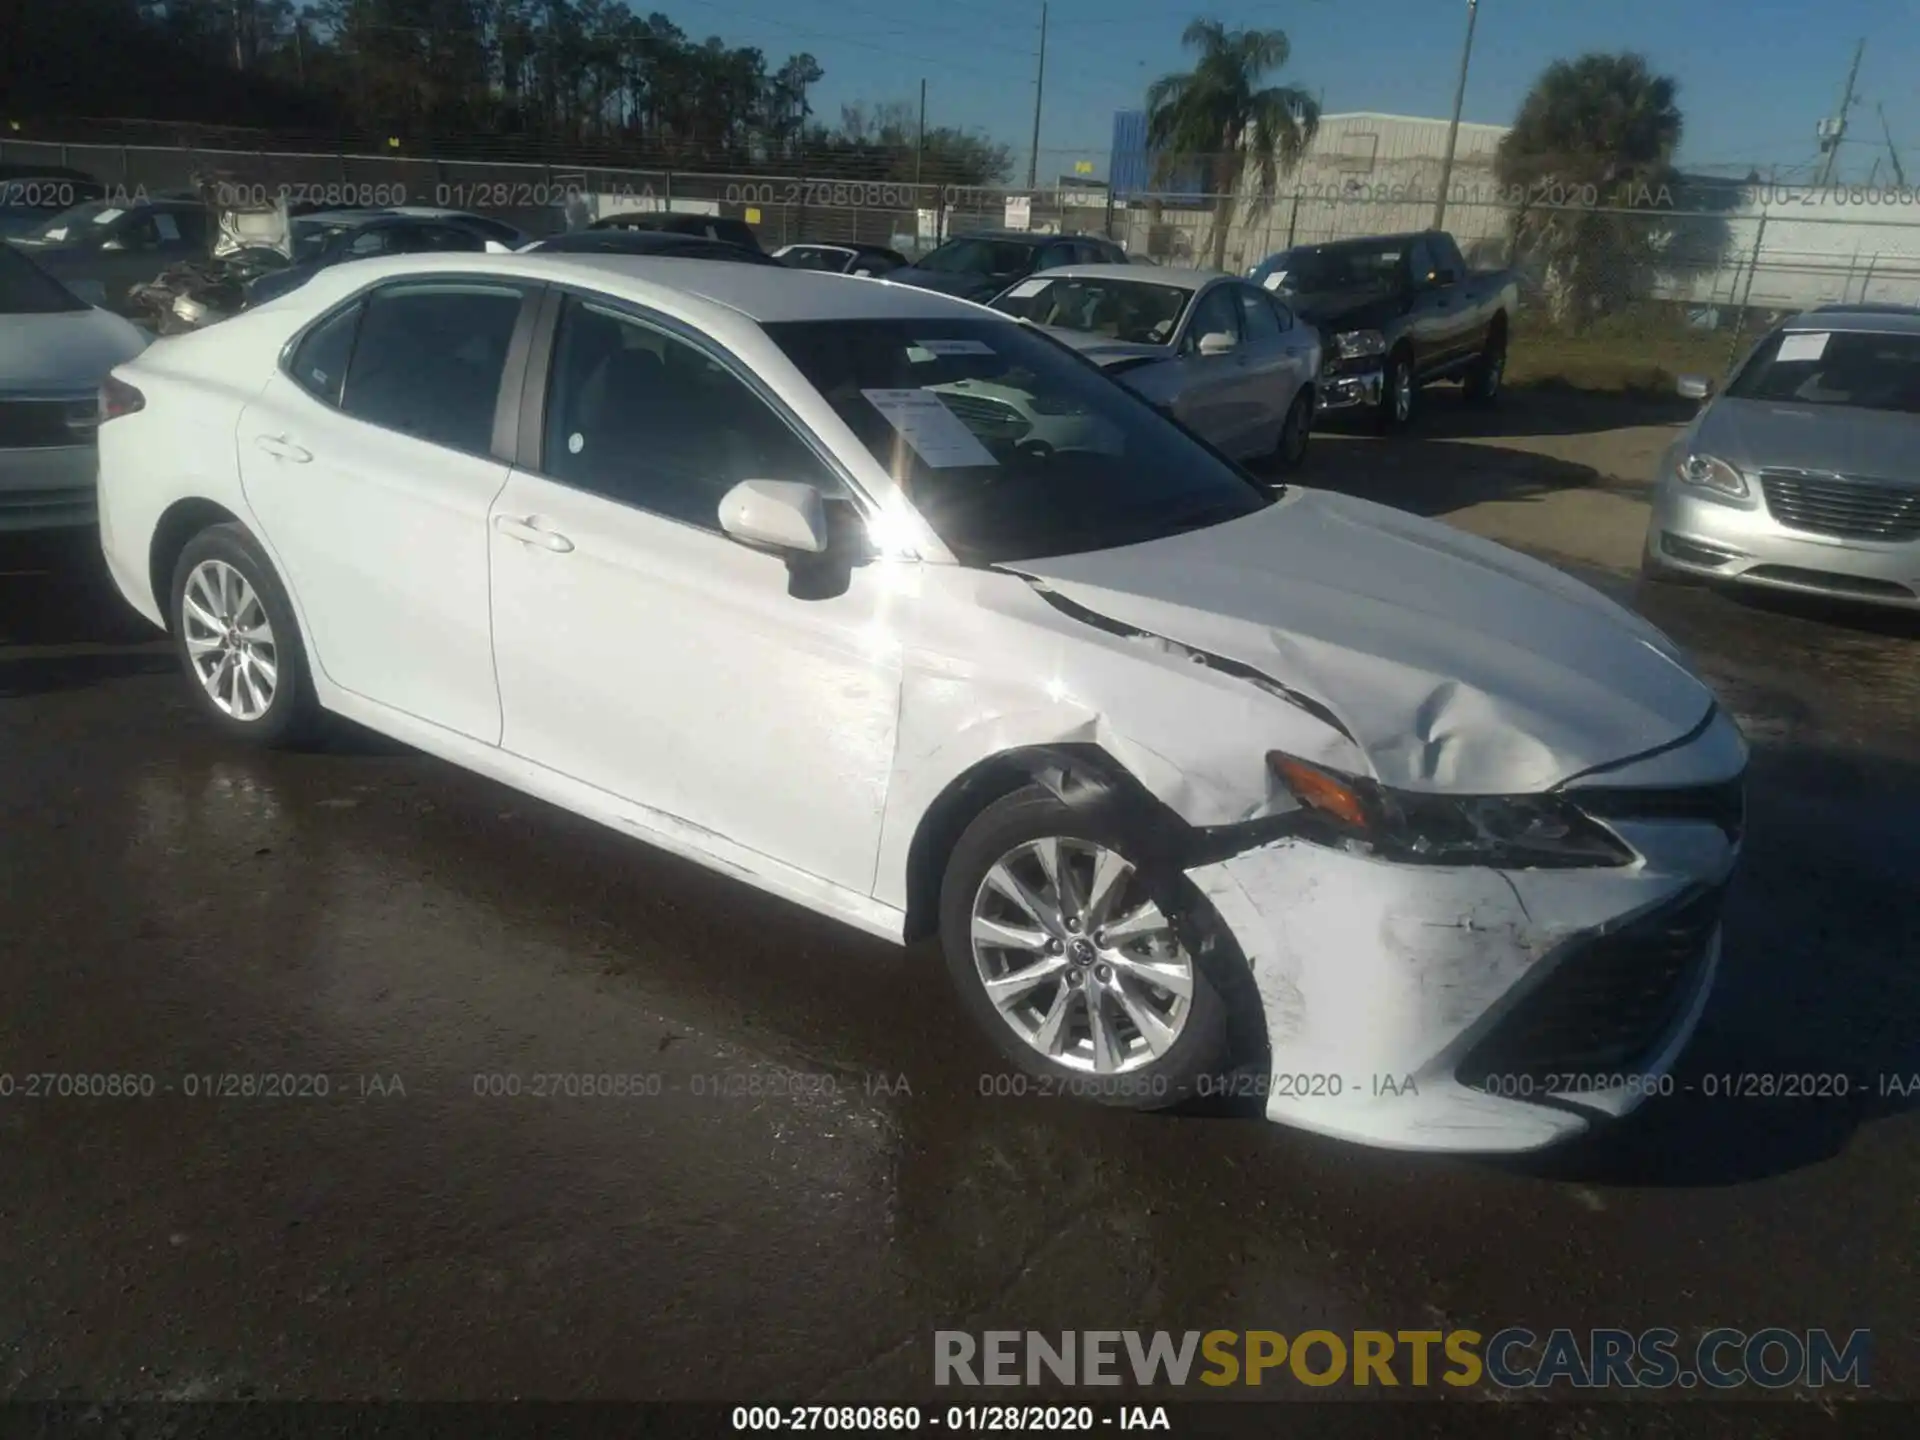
1183, 286, 1241, 354
541, 297, 843, 532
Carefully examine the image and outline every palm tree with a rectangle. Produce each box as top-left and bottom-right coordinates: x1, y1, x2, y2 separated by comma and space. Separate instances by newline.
1145, 18, 1319, 272
1495, 52, 1684, 324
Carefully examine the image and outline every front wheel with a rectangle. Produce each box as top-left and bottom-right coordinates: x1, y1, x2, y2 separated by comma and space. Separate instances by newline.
937, 785, 1238, 1109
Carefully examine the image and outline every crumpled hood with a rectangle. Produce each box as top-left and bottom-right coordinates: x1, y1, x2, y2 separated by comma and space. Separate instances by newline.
0, 305, 148, 389
1696, 395, 1920, 478
213, 201, 293, 261
1009, 487, 1715, 793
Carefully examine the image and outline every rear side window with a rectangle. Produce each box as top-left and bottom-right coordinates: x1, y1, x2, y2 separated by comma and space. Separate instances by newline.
288, 302, 363, 406
339, 283, 526, 455
0, 242, 88, 314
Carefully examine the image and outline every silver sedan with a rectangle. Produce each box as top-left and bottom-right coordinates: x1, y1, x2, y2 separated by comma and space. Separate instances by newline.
987, 265, 1321, 468
1644, 307, 1920, 609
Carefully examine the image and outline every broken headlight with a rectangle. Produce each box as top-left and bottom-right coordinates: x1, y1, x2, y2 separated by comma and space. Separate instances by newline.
1267, 754, 1633, 869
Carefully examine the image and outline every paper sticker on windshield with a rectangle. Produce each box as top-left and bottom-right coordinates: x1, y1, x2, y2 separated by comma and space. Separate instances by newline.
1260, 270, 1287, 291
862, 388, 999, 468
1777, 331, 1828, 363
912, 338, 997, 356
90, 208, 124, 225
1005, 278, 1050, 298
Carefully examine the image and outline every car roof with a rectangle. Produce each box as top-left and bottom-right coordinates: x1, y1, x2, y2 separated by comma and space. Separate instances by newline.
1009, 263, 1217, 291
287, 251, 1003, 323
1784, 308, 1920, 335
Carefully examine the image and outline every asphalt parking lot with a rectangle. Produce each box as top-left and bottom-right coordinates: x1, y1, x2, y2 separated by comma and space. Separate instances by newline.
2, 391, 1917, 1423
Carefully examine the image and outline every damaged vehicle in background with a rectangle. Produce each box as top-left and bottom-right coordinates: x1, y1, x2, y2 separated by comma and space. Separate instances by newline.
95, 254, 1745, 1155
7, 194, 212, 313
988, 264, 1320, 468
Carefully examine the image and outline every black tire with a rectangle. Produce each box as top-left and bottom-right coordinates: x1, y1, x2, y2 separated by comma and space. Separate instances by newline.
1375, 349, 1415, 433
937, 784, 1239, 1110
1463, 327, 1508, 405
1273, 387, 1313, 470
168, 522, 321, 749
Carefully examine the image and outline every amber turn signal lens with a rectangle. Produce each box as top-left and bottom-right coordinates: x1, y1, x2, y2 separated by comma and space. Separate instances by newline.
1268, 754, 1372, 831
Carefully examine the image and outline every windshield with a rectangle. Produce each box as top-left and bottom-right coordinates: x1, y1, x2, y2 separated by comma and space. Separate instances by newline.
0, 243, 88, 313
764, 317, 1271, 564
16, 200, 125, 246
1726, 327, 1920, 414
989, 277, 1191, 346
1259, 241, 1406, 294
913, 237, 1036, 277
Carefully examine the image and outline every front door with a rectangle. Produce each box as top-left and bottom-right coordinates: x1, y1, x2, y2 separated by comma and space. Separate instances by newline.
487, 293, 902, 894
1172, 283, 1260, 451
235, 277, 535, 742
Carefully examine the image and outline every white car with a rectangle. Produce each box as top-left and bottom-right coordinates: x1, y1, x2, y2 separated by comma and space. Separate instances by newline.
95, 253, 1746, 1154
988, 265, 1320, 467
1, 242, 148, 530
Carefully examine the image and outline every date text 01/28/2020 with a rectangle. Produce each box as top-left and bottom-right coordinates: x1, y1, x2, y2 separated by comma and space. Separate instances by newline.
729, 1406, 1170, 1432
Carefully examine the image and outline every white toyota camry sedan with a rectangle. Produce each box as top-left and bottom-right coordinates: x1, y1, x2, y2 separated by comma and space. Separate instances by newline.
96, 253, 1747, 1154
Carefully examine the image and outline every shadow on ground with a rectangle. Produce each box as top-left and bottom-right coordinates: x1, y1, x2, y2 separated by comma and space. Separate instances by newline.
1314, 378, 1696, 443
1292, 432, 1613, 517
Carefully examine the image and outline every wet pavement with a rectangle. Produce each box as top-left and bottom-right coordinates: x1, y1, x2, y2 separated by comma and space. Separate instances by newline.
1, 519, 1917, 1421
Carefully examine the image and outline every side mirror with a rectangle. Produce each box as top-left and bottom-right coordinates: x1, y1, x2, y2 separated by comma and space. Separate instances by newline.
100, 238, 127, 252
718, 479, 829, 555
1197, 330, 1238, 357
1677, 374, 1714, 401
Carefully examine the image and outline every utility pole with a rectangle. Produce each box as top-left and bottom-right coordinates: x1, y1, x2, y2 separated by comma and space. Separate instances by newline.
1814, 38, 1865, 190
1026, 1, 1048, 191
1432, 0, 1480, 230
1879, 103, 1907, 188
915, 78, 927, 190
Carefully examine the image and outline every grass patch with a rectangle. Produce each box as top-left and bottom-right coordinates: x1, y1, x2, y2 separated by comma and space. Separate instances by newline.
1508, 326, 1740, 397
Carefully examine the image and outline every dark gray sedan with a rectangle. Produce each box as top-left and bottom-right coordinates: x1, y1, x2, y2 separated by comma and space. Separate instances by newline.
1644, 307, 1920, 609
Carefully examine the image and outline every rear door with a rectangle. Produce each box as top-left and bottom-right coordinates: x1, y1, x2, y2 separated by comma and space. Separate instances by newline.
235, 276, 538, 742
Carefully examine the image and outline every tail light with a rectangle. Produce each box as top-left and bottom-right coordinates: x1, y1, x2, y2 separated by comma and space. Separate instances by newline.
100, 375, 145, 422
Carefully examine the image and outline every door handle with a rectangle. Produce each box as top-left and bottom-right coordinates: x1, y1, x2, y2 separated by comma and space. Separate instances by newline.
493, 514, 575, 553
253, 434, 312, 463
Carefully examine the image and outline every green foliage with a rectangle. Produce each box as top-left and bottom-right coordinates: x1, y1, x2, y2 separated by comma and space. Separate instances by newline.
1144, 18, 1318, 270
1495, 52, 1685, 326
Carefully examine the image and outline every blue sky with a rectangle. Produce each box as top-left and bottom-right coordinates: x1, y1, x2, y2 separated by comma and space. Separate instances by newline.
685, 0, 1920, 181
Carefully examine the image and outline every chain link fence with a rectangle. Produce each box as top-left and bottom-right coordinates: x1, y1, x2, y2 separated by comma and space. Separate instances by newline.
12, 130, 1920, 387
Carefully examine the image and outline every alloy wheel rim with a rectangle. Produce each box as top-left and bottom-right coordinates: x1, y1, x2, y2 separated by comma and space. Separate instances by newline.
1394, 365, 1412, 421
182, 559, 278, 721
969, 836, 1194, 1074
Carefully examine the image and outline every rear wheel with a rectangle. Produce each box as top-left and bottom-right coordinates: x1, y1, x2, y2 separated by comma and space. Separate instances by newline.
169, 523, 321, 749
1273, 388, 1313, 470
1463, 327, 1507, 405
937, 785, 1237, 1109
1375, 349, 1415, 433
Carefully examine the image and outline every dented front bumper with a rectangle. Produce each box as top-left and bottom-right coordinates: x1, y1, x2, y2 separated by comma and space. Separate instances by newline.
1189, 813, 1736, 1154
